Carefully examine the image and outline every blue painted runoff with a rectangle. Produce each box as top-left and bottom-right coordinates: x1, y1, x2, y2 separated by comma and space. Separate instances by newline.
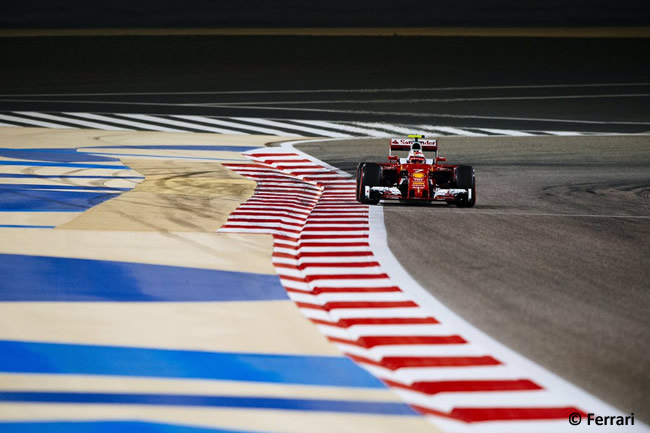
0, 340, 386, 388
0, 189, 119, 211
0, 174, 143, 179
0, 184, 131, 191
0, 253, 288, 302
0, 161, 127, 169
85, 145, 259, 152
83, 152, 247, 162
0, 421, 273, 433
0, 392, 416, 415
0, 225, 55, 228
0, 148, 119, 163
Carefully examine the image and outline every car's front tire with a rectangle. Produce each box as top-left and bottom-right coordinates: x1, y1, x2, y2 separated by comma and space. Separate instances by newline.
453, 165, 476, 208
355, 163, 367, 203
356, 163, 382, 205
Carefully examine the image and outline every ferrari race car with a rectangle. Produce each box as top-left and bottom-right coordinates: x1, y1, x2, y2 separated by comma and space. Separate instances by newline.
355, 135, 476, 207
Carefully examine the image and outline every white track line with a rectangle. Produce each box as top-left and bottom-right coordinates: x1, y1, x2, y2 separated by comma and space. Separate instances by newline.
171, 115, 301, 136
539, 130, 585, 136
291, 119, 391, 137
3, 82, 648, 97
118, 113, 246, 134
352, 121, 420, 136
3, 111, 596, 136
419, 125, 487, 137
0, 113, 74, 129
231, 117, 352, 138
473, 127, 535, 136
14, 111, 131, 131
64, 112, 187, 132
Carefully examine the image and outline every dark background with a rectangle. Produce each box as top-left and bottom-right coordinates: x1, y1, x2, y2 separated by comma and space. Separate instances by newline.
2, 0, 650, 29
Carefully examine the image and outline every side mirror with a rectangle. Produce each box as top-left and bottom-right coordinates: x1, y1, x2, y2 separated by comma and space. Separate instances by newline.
435, 156, 447, 164
388, 155, 399, 162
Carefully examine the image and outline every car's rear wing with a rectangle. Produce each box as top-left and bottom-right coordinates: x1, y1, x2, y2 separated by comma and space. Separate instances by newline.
389, 138, 438, 153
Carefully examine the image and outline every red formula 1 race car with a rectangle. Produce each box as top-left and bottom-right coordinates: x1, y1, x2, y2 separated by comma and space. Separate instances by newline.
356, 135, 476, 207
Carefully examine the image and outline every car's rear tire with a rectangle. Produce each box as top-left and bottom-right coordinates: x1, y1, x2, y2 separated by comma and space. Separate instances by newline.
356, 163, 382, 205
453, 165, 476, 208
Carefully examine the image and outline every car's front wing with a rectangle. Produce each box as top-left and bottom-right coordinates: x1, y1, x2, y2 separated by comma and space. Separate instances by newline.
366, 186, 471, 201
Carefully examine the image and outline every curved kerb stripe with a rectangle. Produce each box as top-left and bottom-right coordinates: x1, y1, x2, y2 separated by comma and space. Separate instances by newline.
218, 148, 597, 433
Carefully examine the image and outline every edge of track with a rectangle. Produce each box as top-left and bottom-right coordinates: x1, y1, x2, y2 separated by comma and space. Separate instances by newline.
279, 137, 648, 432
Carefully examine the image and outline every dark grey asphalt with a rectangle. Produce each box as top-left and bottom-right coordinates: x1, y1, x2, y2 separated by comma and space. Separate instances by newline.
297, 134, 650, 421
1, 36, 649, 133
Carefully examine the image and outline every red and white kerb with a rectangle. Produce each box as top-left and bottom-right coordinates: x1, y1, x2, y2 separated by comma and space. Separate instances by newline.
219, 148, 594, 433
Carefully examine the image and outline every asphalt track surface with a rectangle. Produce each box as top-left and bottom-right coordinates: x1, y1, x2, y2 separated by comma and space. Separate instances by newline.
1, 36, 650, 134
1, 34, 649, 420
297, 134, 650, 421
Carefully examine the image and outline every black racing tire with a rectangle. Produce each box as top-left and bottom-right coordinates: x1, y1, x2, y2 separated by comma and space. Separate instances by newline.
357, 163, 382, 205
455, 165, 474, 189
454, 165, 476, 208
355, 163, 364, 202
